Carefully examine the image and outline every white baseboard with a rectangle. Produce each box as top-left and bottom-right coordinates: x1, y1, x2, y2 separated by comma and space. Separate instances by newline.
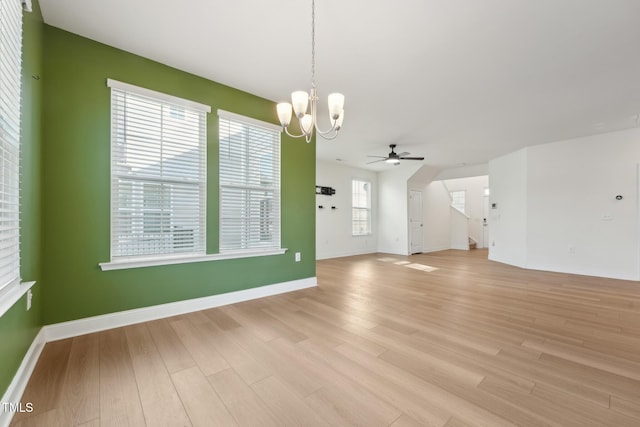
0, 276, 317, 425
45, 276, 317, 342
316, 248, 377, 260
376, 248, 409, 256
0, 328, 46, 427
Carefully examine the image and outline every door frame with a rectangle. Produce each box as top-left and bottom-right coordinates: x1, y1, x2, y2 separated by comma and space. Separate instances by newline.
409, 189, 423, 254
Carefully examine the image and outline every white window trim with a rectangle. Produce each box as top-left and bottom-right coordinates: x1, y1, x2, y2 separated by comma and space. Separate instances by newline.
0, 0, 32, 311
217, 109, 282, 132
0, 281, 36, 318
218, 109, 284, 253
99, 248, 287, 271
106, 79, 211, 113
352, 178, 372, 236
107, 79, 209, 260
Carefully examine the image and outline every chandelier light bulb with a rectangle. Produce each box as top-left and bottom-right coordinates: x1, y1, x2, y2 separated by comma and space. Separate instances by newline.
300, 114, 313, 134
328, 93, 345, 120
291, 91, 309, 119
276, 102, 293, 127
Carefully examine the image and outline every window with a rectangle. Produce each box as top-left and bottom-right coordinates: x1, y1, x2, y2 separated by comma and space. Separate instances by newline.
450, 190, 465, 213
352, 179, 371, 235
219, 110, 281, 252
0, 0, 25, 300
108, 79, 210, 259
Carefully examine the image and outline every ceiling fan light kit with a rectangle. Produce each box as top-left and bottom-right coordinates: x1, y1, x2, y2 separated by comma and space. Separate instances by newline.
276, 0, 345, 143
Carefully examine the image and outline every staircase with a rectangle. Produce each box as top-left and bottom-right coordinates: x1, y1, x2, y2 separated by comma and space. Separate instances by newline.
468, 237, 477, 250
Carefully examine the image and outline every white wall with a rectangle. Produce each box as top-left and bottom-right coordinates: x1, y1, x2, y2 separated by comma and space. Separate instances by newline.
450, 207, 470, 250
488, 149, 528, 268
378, 164, 423, 255
525, 129, 640, 280
421, 181, 452, 252
443, 175, 489, 247
316, 160, 378, 260
489, 127, 640, 280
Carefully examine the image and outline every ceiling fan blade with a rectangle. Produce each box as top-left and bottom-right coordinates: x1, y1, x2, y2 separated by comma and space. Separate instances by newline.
397, 152, 410, 157
366, 159, 387, 164
366, 155, 387, 158
399, 156, 425, 160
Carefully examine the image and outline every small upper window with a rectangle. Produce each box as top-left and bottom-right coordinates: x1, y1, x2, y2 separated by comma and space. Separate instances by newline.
108, 79, 210, 259
352, 179, 372, 236
450, 190, 466, 214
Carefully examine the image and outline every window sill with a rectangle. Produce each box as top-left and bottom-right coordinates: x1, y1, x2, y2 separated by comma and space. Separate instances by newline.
0, 281, 36, 318
99, 248, 288, 271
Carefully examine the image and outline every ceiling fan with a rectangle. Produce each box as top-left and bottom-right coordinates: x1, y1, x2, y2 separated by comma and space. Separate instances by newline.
367, 144, 425, 165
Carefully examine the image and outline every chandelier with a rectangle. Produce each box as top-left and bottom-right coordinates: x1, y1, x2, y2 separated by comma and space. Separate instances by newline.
276, 0, 345, 143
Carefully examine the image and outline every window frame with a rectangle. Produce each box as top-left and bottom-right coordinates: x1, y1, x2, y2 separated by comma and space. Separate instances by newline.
352, 179, 372, 236
218, 109, 283, 254
450, 190, 466, 214
106, 79, 210, 262
0, 0, 31, 315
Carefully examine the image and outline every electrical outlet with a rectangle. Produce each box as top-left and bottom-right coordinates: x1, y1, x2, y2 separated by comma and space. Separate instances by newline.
295, 252, 301, 262
569, 246, 576, 254
27, 289, 33, 311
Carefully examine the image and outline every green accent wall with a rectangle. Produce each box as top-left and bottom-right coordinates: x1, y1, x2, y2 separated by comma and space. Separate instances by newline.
41, 26, 316, 324
0, 0, 44, 398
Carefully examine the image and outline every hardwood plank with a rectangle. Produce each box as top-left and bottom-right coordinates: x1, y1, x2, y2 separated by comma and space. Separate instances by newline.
522, 338, 640, 381
530, 382, 638, 426
124, 323, 191, 426
54, 334, 100, 425
251, 375, 330, 426
227, 327, 323, 397
299, 340, 450, 427
202, 307, 243, 330
220, 304, 307, 343
98, 328, 146, 427
14, 338, 72, 420
610, 395, 640, 419
207, 368, 279, 427
171, 366, 237, 427
189, 318, 271, 385
146, 317, 196, 374
10, 409, 60, 427
268, 338, 402, 424
169, 317, 230, 376
390, 413, 433, 427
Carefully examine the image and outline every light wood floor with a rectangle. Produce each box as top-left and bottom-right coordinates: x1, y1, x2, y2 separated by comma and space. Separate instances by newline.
11, 249, 640, 426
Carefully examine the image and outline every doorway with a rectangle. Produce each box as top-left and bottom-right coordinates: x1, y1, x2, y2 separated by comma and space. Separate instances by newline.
409, 190, 423, 254
482, 194, 490, 248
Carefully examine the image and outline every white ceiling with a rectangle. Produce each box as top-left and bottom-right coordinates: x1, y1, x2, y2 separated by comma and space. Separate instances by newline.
39, 0, 640, 172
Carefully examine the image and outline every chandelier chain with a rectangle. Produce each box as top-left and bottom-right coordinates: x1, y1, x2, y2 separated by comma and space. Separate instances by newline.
311, 0, 316, 87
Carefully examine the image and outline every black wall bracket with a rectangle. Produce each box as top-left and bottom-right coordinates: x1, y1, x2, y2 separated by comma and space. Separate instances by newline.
316, 185, 336, 196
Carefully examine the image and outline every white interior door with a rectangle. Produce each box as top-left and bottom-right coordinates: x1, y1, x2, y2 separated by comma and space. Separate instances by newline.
482, 195, 490, 248
409, 190, 423, 254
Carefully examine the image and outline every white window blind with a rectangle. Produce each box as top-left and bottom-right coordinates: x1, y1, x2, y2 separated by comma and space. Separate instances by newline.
108, 79, 209, 259
0, 0, 24, 298
218, 110, 281, 252
352, 179, 371, 236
